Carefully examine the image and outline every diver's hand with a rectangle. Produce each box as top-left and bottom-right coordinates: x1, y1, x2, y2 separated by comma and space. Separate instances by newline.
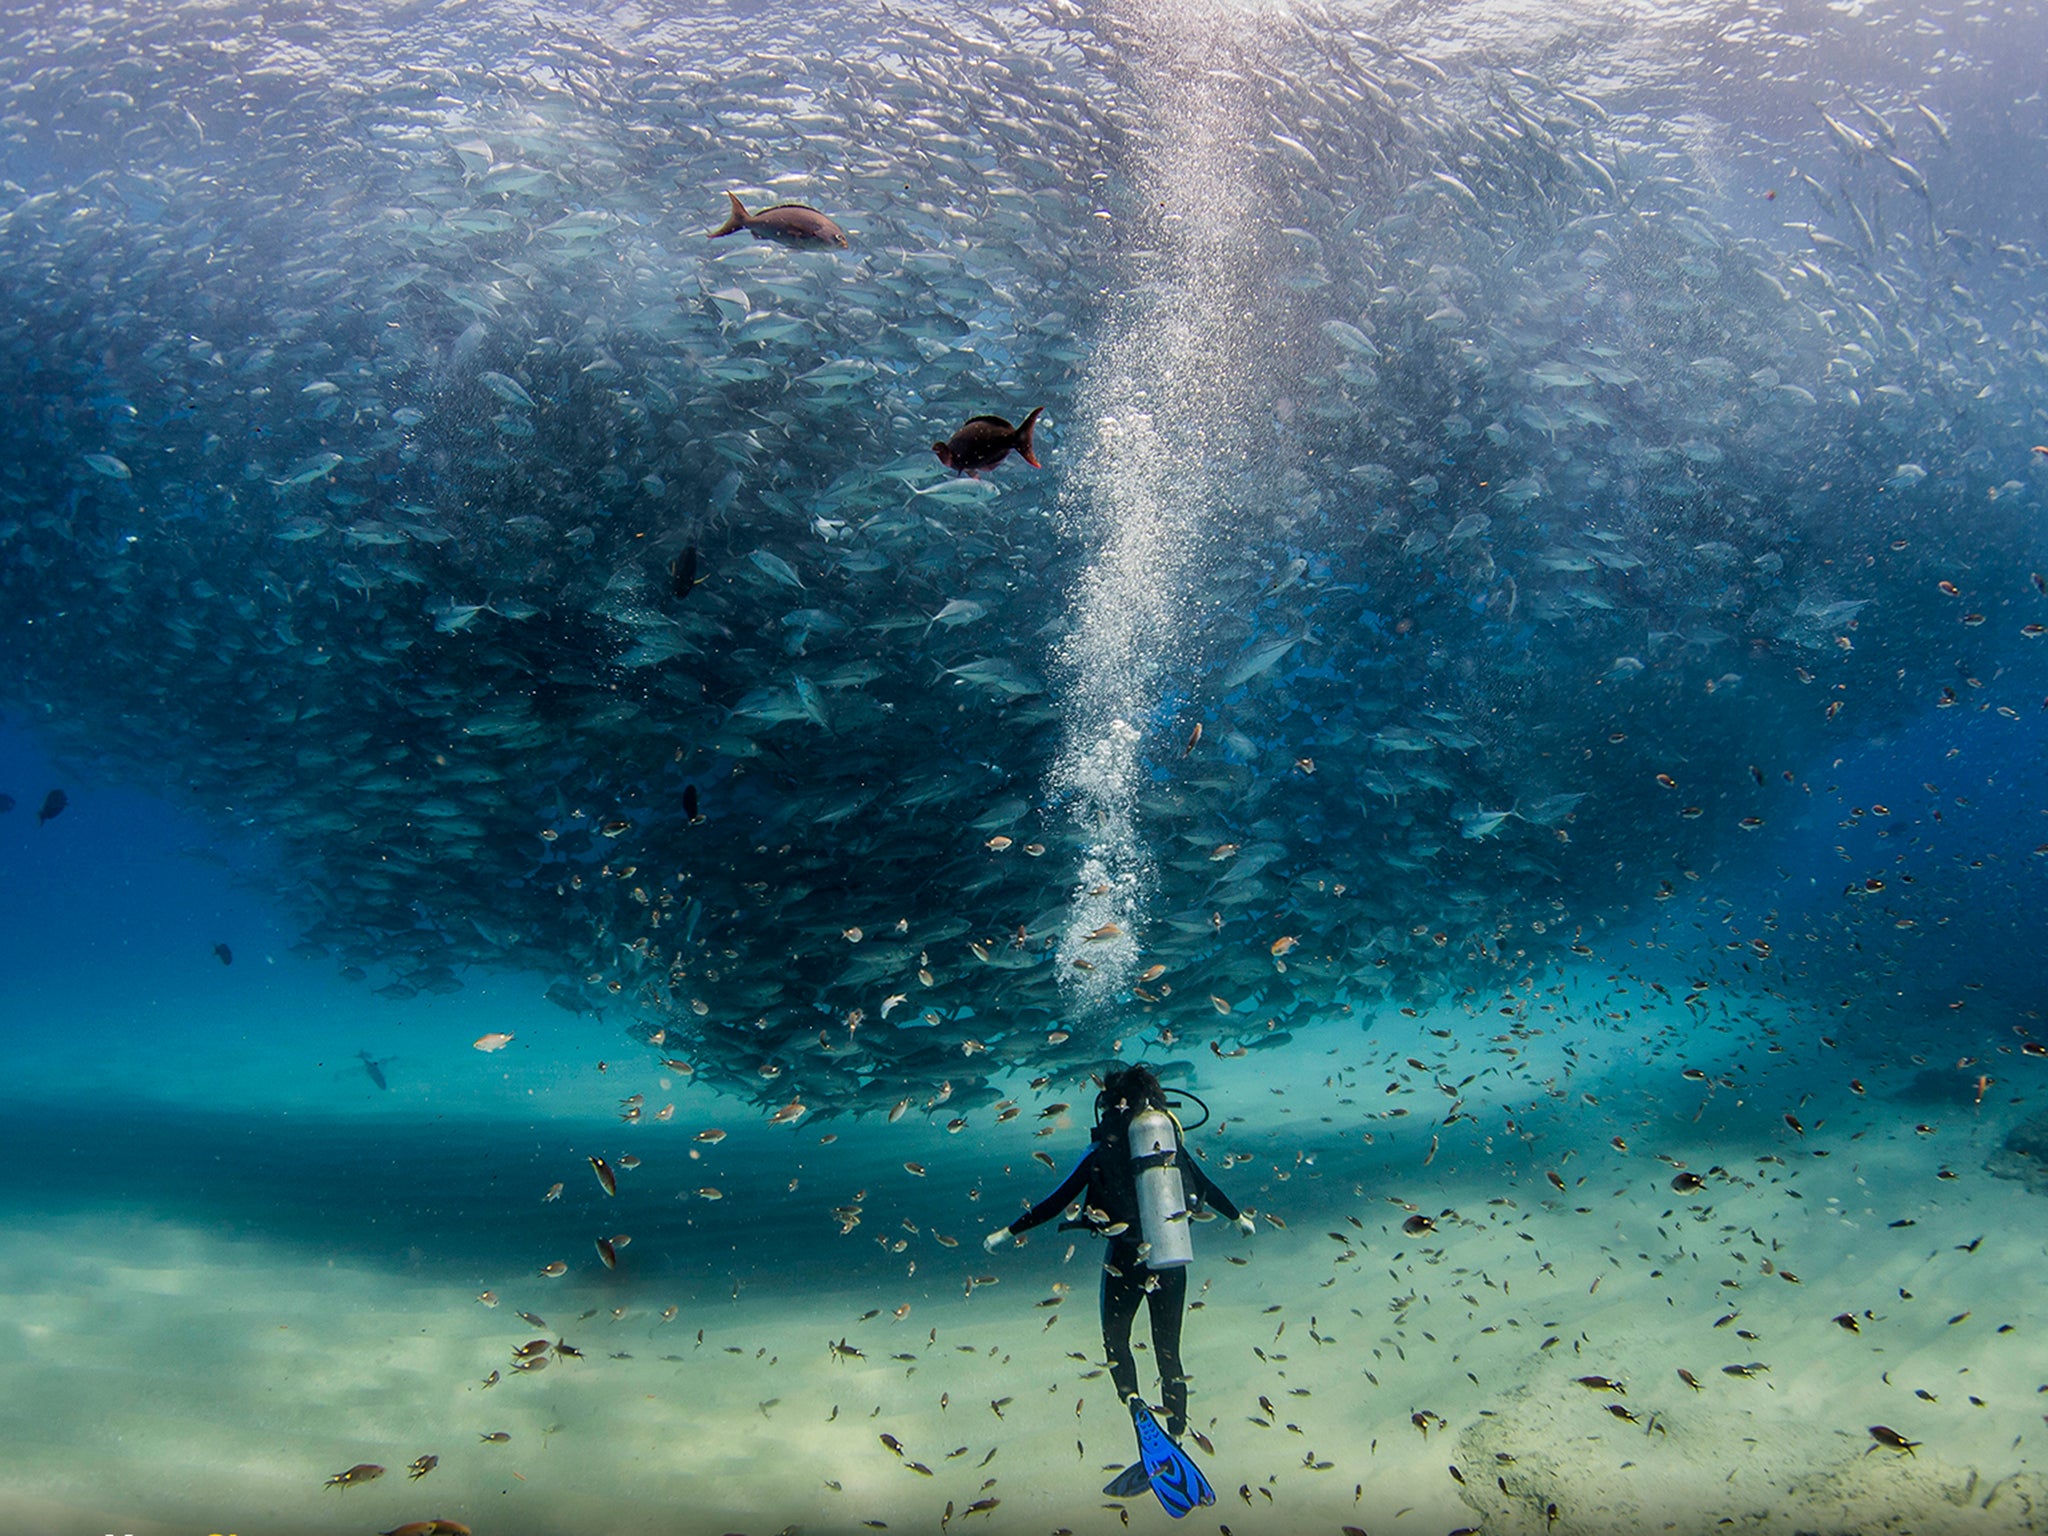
1236, 1214, 1256, 1237
982, 1226, 1013, 1254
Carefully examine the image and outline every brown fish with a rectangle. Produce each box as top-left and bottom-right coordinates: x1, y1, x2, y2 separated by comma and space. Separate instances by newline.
932, 408, 1043, 475
381, 1523, 471, 1536
325, 1463, 385, 1488
590, 1155, 616, 1196
708, 192, 847, 247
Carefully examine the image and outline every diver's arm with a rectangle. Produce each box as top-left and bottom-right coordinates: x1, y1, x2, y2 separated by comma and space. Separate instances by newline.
1182, 1151, 1243, 1223
1010, 1147, 1096, 1234
986, 1147, 1096, 1250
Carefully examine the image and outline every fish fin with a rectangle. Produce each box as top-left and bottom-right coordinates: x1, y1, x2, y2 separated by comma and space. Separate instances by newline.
1015, 405, 1043, 468
1103, 1461, 1152, 1499
709, 191, 750, 238
1129, 1397, 1215, 1518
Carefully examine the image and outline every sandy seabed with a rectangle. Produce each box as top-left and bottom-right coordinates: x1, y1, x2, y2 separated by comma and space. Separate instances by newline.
3, 1032, 2045, 1536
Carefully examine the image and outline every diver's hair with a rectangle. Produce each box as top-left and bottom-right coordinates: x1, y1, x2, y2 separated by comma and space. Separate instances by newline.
1096, 1064, 1167, 1132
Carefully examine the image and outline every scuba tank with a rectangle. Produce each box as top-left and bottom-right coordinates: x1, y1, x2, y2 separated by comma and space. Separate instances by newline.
1127, 1106, 1194, 1268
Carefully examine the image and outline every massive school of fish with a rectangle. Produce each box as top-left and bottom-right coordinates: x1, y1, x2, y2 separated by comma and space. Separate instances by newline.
0, 0, 2044, 1119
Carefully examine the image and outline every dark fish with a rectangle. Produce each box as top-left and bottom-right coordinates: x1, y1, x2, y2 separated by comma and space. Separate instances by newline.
213, 942, 234, 966
669, 545, 699, 600
357, 1050, 389, 1090
0, 793, 14, 814
708, 192, 848, 247
684, 784, 701, 823
36, 789, 66, 825
932, 408, 1043, 475
545, 981, 592, 1015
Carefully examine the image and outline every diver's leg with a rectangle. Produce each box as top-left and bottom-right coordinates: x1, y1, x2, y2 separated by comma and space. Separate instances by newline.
1100, 1254, 1144, 1405
1145, 1265, 1190, 1435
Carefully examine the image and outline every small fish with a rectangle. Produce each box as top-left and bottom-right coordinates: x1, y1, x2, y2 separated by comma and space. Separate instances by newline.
213, 942, 234, 966
406, 1454, 438, 1480
932, 409, 1043, 475
324, 1463, 385, 1488
590, 1155, 617, 1196
768, 1099, 808, 1125
1867, 1425, 1918, 1455
480, 1431, 511, 1443
596, 1235, 618, 1270
709, 192, 849, 247
36, 789, 66, 826
472, 1033, 514, 1052
695, 1128, 727, 1144
1671, 1172, 1705, 1193
539, 1261, 567, 1278
356, 1050, 387, 1090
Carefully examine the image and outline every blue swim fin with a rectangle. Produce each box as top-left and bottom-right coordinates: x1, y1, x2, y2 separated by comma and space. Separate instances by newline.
1103, 1460, 1152, 1499
1128, 1397, 1215, 1518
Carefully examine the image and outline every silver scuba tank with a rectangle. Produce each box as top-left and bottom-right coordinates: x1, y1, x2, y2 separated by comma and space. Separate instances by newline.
1127, 1106, 1193, 1268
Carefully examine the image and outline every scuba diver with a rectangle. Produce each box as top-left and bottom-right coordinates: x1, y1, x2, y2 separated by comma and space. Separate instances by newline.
981, 1064, 1251, 1517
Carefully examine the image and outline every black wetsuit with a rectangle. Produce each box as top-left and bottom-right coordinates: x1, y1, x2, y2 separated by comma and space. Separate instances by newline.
1008, 1118, 1242, 1437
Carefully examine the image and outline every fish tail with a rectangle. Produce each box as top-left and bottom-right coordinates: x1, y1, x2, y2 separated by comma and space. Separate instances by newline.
1015, 406, 1043, 468
709, 191, 750, 238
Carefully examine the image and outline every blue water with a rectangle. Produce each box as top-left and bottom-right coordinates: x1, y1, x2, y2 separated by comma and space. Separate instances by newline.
3, 0, 2048, 1530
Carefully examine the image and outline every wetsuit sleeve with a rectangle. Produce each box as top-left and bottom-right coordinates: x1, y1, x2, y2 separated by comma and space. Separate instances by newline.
1182, 1150, 1242, 1222
1009, 1146, 1097, 1235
